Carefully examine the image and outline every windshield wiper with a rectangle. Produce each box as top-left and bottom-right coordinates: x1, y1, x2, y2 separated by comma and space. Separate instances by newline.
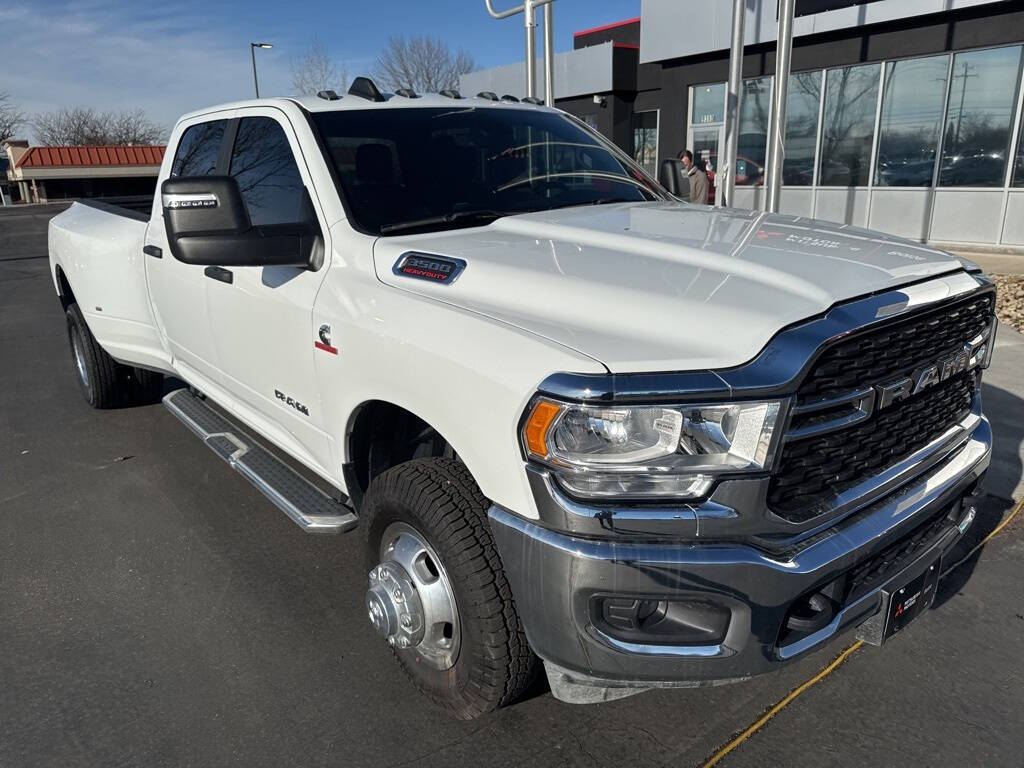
379, 209, 511, 234
543, 198, 637, 212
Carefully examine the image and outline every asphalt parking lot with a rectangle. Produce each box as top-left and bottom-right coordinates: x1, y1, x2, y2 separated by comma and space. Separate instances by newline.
2, 204, 1023, 768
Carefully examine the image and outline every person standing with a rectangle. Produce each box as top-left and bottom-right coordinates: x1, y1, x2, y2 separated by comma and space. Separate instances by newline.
680, 150, 709, 205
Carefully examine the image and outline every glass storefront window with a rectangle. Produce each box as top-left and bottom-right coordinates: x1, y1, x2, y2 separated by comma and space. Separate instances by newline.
783, 71, 822, 186
693, 83, 725, 125
631, 111, 659, 175
875, 55, 949, 187
1014, 116, 1024, 186
940, 46, 1024, 187
820, 63, 881, 186
736, 77, 770, 186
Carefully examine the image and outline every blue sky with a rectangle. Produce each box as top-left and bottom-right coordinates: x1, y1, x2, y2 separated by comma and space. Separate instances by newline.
3, 0, 639, 141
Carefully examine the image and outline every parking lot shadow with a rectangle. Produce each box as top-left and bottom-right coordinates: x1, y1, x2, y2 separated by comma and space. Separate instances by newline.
933, 382, 1022, 607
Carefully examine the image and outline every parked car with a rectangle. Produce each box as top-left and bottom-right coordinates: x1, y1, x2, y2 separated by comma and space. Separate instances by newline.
48, 80, 996, 718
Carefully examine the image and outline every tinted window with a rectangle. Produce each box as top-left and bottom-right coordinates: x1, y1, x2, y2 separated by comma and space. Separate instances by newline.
229, 117, 307, 226
783, 71, 822, 186
736, 77, 770, 186
820, 63, 880, 186
939, 46, 1023, 187
312, 107, 664, 235
171, 120, 226, 177
875, 55, 949, 187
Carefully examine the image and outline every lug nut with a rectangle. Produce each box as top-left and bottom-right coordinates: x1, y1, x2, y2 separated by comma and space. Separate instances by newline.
387, 636, 395, 646
398, 637, 409, 648
393, 589, 403, 601
401, 616, 412, 628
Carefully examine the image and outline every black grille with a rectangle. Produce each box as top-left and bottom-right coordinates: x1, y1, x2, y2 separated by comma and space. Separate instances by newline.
797, 293, 993, 401
769, 372, 978, 519
844, 504, 955, 602
768, 289, 993, 523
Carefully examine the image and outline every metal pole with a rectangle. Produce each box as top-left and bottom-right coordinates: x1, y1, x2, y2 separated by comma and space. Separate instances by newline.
250, 44, 260, 98
486, 1, 555, 102
721, 0, 745, 209
524, 0, 537, 100
765, 0, 795, 213
543, 2, 555, 106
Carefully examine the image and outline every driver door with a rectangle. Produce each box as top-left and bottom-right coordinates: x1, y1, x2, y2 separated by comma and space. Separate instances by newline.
204, 110, 334, 476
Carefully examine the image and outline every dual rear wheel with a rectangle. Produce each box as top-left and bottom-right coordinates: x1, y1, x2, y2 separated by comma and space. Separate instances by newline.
65, 303, 163, 408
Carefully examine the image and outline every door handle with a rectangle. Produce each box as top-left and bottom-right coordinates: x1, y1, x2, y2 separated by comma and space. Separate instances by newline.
143, 245, 162, 258
204, 266, 233, 284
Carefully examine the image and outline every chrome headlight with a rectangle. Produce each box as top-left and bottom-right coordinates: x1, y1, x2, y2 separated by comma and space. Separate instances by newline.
522, 399, 783, 499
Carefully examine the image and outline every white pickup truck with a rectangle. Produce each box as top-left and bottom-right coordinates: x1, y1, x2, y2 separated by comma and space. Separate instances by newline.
49, 77, 996, 718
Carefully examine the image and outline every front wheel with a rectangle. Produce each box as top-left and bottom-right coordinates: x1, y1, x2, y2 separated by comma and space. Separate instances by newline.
361, 458, 538, 719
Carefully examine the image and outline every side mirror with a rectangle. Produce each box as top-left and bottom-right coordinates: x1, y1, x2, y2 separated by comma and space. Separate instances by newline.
161, 176, 319, 267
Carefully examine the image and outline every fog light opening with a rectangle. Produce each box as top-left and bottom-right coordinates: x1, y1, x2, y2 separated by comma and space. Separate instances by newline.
594, 596, 730, 646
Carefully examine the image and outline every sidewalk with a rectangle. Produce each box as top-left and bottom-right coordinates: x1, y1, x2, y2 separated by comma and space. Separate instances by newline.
944, 248, 1024, 276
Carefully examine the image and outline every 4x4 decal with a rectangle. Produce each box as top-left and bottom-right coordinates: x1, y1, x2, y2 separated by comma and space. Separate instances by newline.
274, 389, 309, 416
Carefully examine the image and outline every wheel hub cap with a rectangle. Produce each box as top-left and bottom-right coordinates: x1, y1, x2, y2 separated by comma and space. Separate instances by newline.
72, 332, 89, 389
366, 523, 460, 670
366, 562, 423, 646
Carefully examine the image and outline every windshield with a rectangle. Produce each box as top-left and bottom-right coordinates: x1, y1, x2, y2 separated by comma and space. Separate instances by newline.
311, 106, 669, 235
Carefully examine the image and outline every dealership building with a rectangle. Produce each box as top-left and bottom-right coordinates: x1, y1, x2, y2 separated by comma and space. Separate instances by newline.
461, 0, 1024, 248
2, 142, 165, 204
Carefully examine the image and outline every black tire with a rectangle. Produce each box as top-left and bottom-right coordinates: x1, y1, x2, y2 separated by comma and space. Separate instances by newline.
66, 302, 125, 409
129, 367, 165, 404
362, 457, 538, 719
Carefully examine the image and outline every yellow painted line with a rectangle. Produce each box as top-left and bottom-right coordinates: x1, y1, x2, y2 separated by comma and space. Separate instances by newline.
702, 640, 863, 768
701, 493, 1023, 768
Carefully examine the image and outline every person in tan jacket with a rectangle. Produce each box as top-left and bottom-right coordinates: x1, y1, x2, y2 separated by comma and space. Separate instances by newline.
680, 149, 709, 205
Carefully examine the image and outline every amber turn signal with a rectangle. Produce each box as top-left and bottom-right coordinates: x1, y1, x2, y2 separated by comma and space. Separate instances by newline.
524, 400, 562, 457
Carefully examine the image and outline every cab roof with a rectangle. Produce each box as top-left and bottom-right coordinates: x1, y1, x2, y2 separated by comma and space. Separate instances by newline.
177, 90, 555, 124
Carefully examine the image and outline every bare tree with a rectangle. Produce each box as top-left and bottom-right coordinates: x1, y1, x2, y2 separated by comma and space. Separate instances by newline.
32, 107, 164, 146
291, 39, 348, 96
375, 35, 474, 94
0, 93, 24, 143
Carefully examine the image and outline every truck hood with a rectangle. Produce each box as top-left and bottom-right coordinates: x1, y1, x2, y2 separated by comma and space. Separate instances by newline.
372, 202, 966, 373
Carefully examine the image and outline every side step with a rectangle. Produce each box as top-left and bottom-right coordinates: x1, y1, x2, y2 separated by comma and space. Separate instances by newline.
163, 388, 358, 534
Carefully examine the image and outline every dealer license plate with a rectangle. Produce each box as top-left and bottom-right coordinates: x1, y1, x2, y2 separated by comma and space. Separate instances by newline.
883, 559, 940, 640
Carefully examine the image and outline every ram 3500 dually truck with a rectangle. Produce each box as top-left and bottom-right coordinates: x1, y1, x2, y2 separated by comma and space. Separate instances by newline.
49, 78, 996, 719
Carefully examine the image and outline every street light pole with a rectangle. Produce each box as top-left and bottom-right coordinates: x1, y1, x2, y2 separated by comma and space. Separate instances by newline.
250, 42, 273, 98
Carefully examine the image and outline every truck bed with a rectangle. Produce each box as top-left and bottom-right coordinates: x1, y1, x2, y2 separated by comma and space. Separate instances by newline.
48, 200, 171, 373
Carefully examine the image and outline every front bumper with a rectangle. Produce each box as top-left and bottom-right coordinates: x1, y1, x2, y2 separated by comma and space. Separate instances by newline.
488, 415, 991, 704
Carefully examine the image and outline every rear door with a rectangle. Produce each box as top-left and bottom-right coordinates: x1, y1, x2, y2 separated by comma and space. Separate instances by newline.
145, 115, 232, 384
204, 108, 334, 476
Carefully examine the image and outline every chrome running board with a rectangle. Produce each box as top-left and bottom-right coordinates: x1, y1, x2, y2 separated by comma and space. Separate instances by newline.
163, 388, 357, 534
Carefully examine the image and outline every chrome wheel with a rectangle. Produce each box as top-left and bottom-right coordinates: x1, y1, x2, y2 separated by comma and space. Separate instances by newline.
367, 522, 460, 670
71, 329, 91, 395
